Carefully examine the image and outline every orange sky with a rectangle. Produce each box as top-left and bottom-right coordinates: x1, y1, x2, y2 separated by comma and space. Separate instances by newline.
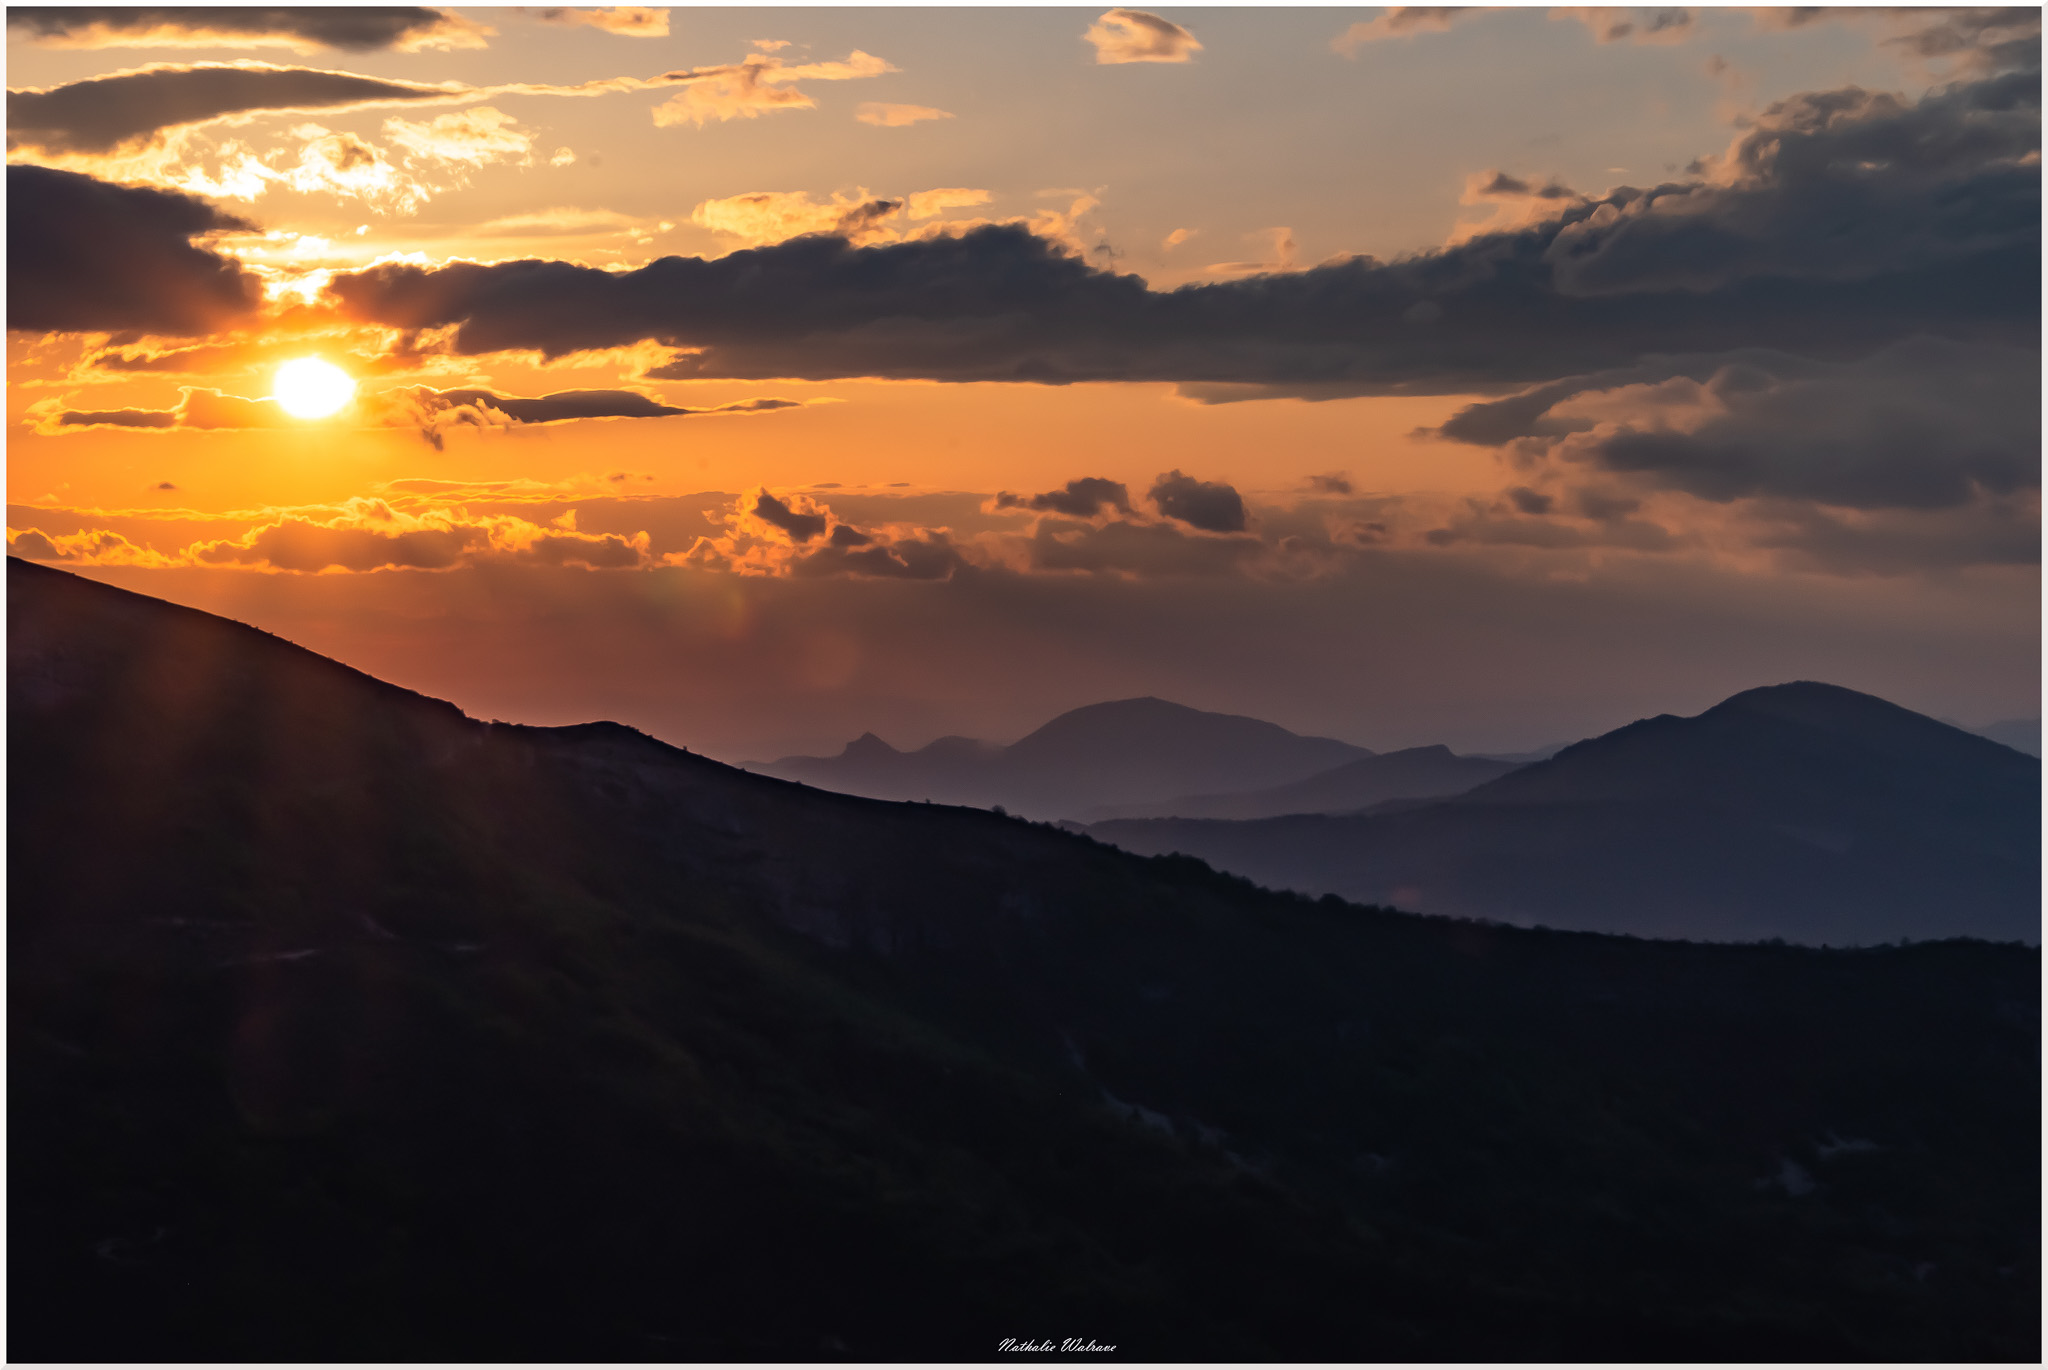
7, 6, 2038, 756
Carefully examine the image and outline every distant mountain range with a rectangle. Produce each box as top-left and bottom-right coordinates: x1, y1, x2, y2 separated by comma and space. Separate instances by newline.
1077, 745, 1524, 821
1970, 717, 2041, 756
752, 696, 1374, 817
1088, 682, 2041, 945
10, 558, 2038, 1361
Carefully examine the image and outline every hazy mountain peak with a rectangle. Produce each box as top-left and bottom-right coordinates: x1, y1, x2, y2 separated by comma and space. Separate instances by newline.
842, 731, 902, 760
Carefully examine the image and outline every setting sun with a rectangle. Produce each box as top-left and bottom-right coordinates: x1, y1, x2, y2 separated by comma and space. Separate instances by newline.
273, 357, 356, 419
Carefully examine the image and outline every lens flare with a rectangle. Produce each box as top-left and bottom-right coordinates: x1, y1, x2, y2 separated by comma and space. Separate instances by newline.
273, 358, 356, 419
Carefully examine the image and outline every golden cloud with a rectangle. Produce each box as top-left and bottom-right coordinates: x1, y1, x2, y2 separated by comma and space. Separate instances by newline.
1085, 8, 1202, 64
855, 102, 955, 128
651, 50, 895, 126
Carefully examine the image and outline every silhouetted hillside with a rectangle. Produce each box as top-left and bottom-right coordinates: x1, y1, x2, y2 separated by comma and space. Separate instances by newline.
754, 696, 1371, 817
1089, 682, 2041, 945
1080, 745, 1522, 821
10, 559, 2039, 1361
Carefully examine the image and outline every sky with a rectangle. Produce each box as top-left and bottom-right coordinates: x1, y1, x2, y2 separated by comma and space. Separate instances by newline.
6, 4, 2039, 759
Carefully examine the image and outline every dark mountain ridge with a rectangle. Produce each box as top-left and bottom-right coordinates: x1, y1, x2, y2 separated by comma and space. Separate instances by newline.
9, 558, 2038, 1361
755, 695, 1373, 817
1090, 681, 2040, 945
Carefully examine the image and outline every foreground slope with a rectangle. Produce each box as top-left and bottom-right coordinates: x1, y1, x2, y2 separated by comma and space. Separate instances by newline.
753, 696, 1371, 817
9, 559, 2039, 1361
1091, 682, 2041, 945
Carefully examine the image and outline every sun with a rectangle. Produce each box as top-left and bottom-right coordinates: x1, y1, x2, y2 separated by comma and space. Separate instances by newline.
273, 357, 357, 419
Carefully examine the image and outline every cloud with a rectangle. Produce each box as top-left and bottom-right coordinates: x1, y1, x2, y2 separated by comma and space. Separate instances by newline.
691, 189, 904, 246
382, 106, 535, 165
1877, 6, 2040, 75
1085, 8, 1201, 64
1437, 338, 2040, 512
856, 102, 954, 128
1202, 226, 1297, 276
532, 8, 670, 38
6, 61, 469, 157
677, 488, 969, 579
36, 383, 804, 444
904, 188, 990, 219
1332, 7, 1483, 55
651, 50, 894, 126
1161, 227, 1197, 250
1149, 470, 1249, 532
394, 389, 800, 447
36, 388, 306, 432
322, 68, 2039, 391
1742, 495, 2040, 576
1305, 472, 1354, 495
1761, 7, 2040, 78
792, 530, 967, 580
751, 490, 830, 541
476, 206, 646, 236
1447, 169, 1587, 244
1551, 7, 1694, 46
1027, 515, 1263, 576
687, 186, 994, 248
136, 110, 542, 214
5, 7, 491, 52
6, 526, 179, 566
182, 498, 652, 571
993, 477, 1132, 518
7, 165, 262, 335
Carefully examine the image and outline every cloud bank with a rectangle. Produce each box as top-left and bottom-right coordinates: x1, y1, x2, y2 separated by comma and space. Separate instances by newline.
317, 68, 2037, 390
5, 7, 491, 53
7, 165, 262, 334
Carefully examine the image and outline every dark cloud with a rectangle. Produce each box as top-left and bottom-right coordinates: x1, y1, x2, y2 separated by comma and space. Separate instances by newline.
1557, 72, 2041, 296
1305, 472, 1353, 495
1149, 470, 1248, 532
405, 387, 773, 448
794, 532, 966, 580
7, 166, 262, 336
1772, 7, 2040, 77
325, 69, 2037, 391
7, 61, 459, 155
1472, 171, 1577, 200
43, 382, 800, 441
1437, 338, 2040, 512
752, 492, 829, 542
414, 388, 776, 424
994, 477, 1132, 517
5, 8, 480, 52
155, 481, 179, 490
1886, 6, 2040, 74
56, 408, 181, 431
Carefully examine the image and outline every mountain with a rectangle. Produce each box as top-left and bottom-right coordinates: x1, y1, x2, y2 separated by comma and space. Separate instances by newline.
10, 559, 2039, 1361
1971, 717, 2042, 756
1079, 745, 1523, 821
754, 695, 1372, 817
1088, 682, 2041, 946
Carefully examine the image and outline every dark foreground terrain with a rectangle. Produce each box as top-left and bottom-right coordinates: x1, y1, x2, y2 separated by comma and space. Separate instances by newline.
9, 558, 2040, 1361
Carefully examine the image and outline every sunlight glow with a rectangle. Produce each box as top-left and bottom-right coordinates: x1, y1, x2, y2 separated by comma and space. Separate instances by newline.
273, 358, 357, 419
